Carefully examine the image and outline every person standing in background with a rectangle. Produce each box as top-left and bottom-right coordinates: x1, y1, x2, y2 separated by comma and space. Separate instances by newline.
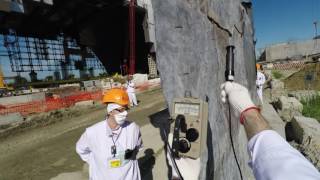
126, 75, 138, 107
256, 63, 266, 103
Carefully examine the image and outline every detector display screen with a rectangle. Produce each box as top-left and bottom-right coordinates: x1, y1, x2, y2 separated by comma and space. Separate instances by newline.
174, 103, 200, 116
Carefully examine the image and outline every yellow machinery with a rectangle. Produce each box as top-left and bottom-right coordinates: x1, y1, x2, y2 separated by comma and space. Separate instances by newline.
0, 65, 5, 89
0, 65, 13, 92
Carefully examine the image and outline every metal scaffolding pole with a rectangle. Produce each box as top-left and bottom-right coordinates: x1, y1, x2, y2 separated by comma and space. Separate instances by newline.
129, 0, 136, 75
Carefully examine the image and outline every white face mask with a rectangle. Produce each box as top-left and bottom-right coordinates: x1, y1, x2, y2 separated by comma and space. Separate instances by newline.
114, 111, 128, 125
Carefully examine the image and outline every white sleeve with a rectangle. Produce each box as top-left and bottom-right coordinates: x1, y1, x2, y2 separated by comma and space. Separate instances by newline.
248, 130, 320, 180
76, 130, 91, 162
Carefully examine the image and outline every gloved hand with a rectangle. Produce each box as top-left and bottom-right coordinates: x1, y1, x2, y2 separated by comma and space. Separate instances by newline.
166, 133, 200, 180
220, 82, 256, 115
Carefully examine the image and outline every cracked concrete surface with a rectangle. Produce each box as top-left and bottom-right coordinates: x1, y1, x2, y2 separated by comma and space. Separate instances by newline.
151, 0, 256, 179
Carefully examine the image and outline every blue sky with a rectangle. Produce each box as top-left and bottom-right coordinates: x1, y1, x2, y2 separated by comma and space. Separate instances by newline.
253, 0, 320, 54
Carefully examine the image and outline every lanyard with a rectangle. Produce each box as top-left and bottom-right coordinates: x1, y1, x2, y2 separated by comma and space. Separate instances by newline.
110, 127, 122, 157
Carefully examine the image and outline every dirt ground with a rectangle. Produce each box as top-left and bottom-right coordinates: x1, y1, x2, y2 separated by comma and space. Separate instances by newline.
0, 88, 166, 180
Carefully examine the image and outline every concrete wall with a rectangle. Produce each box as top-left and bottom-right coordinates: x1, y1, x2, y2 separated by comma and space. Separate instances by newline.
265, 39, 320, 61
139, 0, 157, 52
0, 92, 45, 105
152, 0, 257, 179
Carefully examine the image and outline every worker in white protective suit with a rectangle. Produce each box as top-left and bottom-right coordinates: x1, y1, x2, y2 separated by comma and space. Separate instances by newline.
256, 63, 266, 103
76, 88, 143, 180
168, 82, 320, 180
126, 75, 138, 107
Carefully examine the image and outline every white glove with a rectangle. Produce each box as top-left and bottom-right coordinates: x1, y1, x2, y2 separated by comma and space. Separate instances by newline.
220, 82, 256, 114
167, 133, 200, 180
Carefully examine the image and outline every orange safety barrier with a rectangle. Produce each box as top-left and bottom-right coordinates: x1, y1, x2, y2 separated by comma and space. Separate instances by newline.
0, 82, 161, 117
0, 100, 45, 116
0, 90, 103, 116
45, 98, 68, 112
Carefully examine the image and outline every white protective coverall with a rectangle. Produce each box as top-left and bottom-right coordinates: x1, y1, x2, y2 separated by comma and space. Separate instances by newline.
256, 71, 266, 102
76, 120, 143, 180
126, 80, 138, 106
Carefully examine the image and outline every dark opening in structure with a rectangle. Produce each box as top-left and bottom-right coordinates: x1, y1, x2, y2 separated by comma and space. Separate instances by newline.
0, 0, 151, 75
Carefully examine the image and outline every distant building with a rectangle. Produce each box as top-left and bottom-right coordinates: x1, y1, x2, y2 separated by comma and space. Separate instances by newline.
259, 39, 320, 62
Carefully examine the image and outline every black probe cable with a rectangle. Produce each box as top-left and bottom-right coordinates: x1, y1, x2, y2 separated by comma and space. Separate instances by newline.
227, 101, 244, 180
162, 128, 184, 180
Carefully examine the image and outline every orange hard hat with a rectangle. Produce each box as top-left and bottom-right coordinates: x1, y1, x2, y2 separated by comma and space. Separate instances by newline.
102, 88, 129, 106
256, 63, 261, 70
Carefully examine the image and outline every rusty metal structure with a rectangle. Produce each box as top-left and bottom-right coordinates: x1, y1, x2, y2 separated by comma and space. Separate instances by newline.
128, 0, 136, 75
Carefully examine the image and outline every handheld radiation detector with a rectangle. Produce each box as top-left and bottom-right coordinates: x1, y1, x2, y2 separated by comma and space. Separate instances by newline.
171, 97, 208, 159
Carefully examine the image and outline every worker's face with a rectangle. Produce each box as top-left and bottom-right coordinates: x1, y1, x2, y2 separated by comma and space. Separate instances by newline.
109, 106, 128, 125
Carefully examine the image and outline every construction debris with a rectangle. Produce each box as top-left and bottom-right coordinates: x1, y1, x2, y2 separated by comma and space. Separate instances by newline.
275, 96, 303, 122
291, 116, 320, 170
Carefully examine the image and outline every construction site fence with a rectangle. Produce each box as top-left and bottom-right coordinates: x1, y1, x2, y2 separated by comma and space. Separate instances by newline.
0, 79, 161, 117
0, 90, 103, 116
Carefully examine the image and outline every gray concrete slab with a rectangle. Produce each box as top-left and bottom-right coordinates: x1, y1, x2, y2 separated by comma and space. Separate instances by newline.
74, 100, 94, 107
261, 102, 286, 138
0, 92, 45, 105
152, 0, 258, 179
0, 113, 23, 127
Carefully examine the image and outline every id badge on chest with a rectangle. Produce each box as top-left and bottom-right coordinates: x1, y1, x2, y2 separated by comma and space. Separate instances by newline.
107, 154, 128, 168
108, 157, 121, 168
107, 145, 128, 168
108, 145, 121, 168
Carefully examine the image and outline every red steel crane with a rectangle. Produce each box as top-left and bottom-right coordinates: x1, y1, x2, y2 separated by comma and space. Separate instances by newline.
128, 0, 136, 75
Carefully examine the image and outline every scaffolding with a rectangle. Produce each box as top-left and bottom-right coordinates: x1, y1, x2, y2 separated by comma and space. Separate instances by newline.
0, 29, 106, 79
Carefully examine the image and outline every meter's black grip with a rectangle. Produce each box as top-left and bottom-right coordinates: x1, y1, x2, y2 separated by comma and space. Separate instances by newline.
225, 45, 235, 81
172, 114, 185, 158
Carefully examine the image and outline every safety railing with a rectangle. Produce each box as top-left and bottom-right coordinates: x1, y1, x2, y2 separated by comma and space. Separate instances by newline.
0, 90, 103, 116
0, 80, 160, 117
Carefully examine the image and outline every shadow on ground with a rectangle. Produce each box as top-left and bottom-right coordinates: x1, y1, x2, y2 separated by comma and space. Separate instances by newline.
149, 108, 173, 180
138, 148, 156, 180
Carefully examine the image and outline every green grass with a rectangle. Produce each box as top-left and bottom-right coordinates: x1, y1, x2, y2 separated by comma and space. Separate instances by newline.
301, 95, 320, 122
271, 70, 283, 79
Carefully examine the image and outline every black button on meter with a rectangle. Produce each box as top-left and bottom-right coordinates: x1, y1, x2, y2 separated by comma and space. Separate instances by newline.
179, 138, 191, 153
186, 128, 199, 142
